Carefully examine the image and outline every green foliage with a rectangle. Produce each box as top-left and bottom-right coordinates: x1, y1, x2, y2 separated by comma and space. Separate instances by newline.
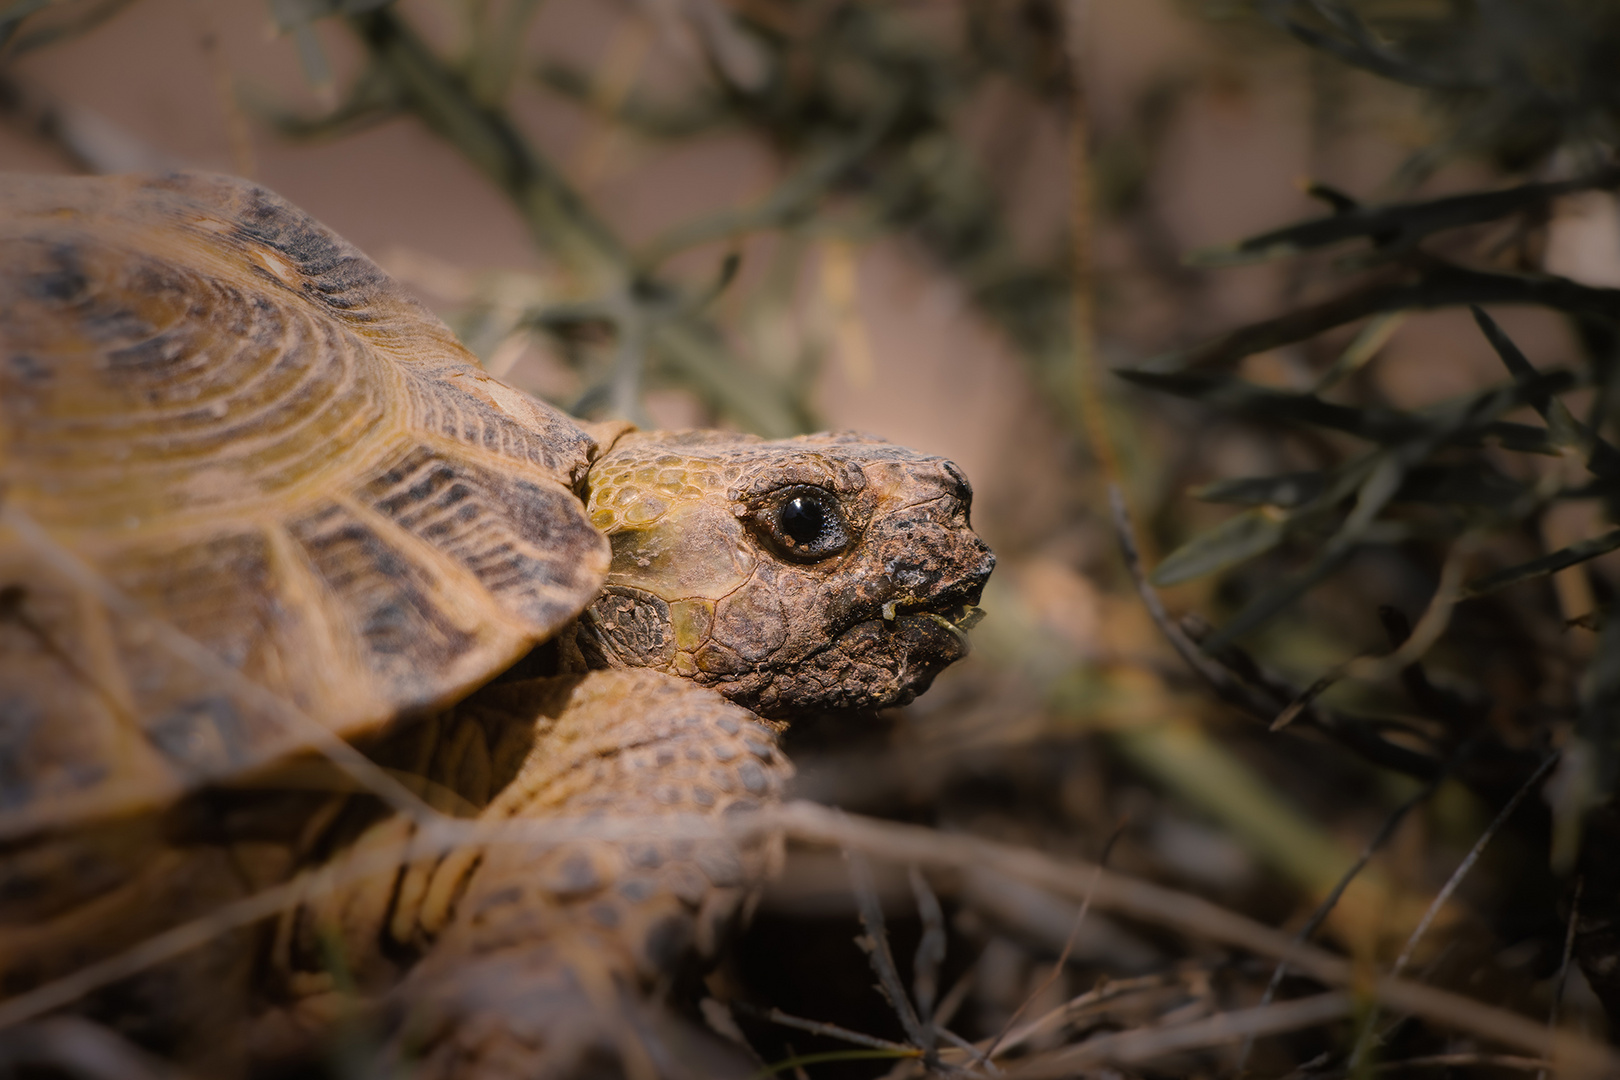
1264, 0, 1620, 176
1132, 0, 1620, 876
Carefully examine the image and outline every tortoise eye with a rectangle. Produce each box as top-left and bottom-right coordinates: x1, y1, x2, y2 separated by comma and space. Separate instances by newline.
781, 496, 827, 545
754, 486, 853, 562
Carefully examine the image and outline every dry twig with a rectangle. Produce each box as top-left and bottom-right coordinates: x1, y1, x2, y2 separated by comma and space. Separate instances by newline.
774, 801, 1620, 1077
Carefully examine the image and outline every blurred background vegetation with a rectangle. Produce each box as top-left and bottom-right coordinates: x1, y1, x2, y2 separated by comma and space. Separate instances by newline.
6, 0, 1620, 1075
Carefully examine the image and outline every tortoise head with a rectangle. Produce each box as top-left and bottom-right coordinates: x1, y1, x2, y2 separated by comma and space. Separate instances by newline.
577, 430, 994, 719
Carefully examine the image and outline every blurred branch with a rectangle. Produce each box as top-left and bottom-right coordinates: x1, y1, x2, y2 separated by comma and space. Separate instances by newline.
0, 1018, 185, 1080
1119, 367, 1579, 456
1262, 0, 1487, 92
1191, 164, 1620, 267
246, 63, 400, 141
350, 8, 625, 276
1160, 260, 1620, 374
636, 104, 900, 268
534, 0, 1087, 420
0, 0, 135, 56
467, 0, 545, 104
536, 60, 723, 139
0, 73, 179, 172
1109, 485, 1443, 779
339, 7, 806, 434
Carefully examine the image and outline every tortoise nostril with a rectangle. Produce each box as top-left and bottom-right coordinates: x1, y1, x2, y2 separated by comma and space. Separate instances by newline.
966, 546, 995, 596
932, 541, 994, 607
942, 461, 973, 506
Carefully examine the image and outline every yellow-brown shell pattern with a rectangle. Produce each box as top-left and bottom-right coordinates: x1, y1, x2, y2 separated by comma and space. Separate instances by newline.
585, 429, 878, 531
586, 443, 743, 536
0, 172, 609, 837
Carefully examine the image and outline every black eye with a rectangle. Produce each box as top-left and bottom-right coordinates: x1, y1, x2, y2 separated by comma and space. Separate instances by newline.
780, 496, 827, 546
755, 486, 853, 562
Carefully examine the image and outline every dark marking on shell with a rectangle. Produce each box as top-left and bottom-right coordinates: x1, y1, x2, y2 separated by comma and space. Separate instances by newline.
639, 913, 694, 972
544, 850, 600, 897
27, 245, 87, 303
289, 502, 476, 696
736, 761, 767, 796
617, 876, 660, 903
144, 695, 247, 778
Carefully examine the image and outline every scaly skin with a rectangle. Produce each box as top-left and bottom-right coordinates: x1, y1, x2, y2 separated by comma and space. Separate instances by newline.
579, 430, 994, 716
255, 669, 792, 1080
262, 430, 994, 1078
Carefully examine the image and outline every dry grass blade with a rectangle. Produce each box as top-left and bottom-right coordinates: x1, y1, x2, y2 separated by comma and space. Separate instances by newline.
846, 846, 932, 1053
774, 801, 1620, 1076
1191, 166, 1620, 266
1394, 752, 1560, 979
1542, 876, 1587, 1080
1006, 991, 1355, 1077
1313, 310, 1407, 393
1352, 751, 1563, 1065
878, 969, 993, 1080
932, 1027, 998, 1075
983, 831, 1113, 1062
1272, 538, 1472, 731
0, 859, 334, 1032
1378, 1054, 1552, 1073
730, 1003, 917, 1056
1110, 484, 1250, 701
1462, 529, 1620, 600
1237, 769, 1448, 1070
0, 1017, 190, 1080
991, 974, 1179, 1059
908, 866, 947, 1026
1270, 667, 1354, 733
1164, 262, 1620, 374
931, 967, 977, 1034
1469, 309, 1620, 524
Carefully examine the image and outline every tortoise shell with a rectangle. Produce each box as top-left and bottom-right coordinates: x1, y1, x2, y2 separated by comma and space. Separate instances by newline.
0, 172, 610, 838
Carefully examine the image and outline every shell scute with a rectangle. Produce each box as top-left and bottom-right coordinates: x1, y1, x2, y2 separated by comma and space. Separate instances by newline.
0, 172, 610, 835
353, 446, 606, 634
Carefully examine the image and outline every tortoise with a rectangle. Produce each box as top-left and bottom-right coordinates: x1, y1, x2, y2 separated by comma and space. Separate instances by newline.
0, 171, 993, 1078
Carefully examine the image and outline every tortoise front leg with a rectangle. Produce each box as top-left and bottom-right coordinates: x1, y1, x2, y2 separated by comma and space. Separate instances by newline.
380, 668, 791, 1080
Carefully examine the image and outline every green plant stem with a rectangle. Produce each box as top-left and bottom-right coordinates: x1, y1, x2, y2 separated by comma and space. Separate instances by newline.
350, 8, 624, 282
345, 8, 804, 435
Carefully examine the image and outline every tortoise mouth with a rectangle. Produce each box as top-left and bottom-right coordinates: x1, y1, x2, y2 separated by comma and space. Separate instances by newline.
882, 599, 985, 655
740, 593, 982, 716
847, 587, 986, 680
